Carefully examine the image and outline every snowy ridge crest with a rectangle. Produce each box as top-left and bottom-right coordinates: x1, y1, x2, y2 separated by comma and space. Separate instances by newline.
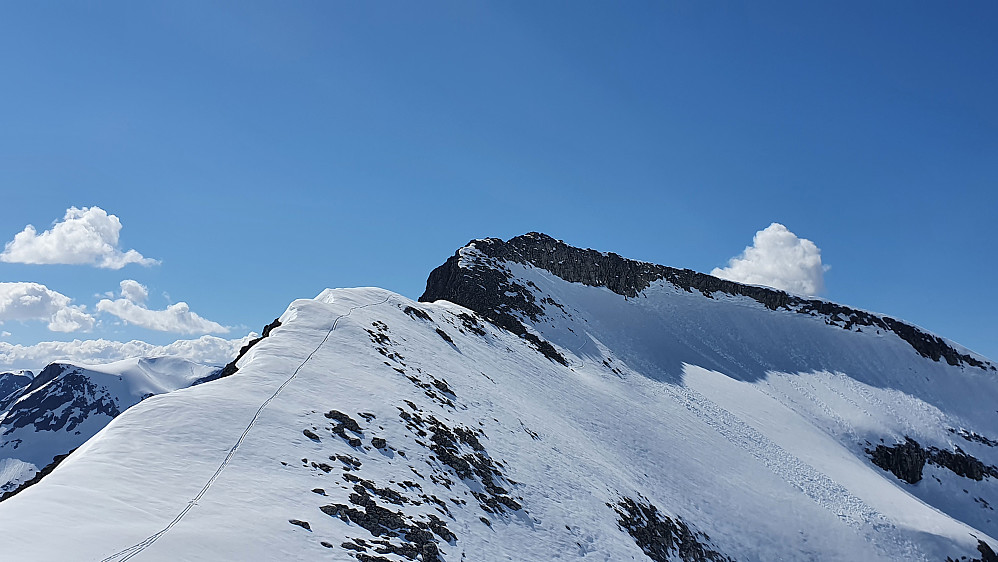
423, 232, 994, 371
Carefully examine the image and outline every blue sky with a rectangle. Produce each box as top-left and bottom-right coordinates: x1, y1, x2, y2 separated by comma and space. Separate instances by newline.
0, 2, 995, 367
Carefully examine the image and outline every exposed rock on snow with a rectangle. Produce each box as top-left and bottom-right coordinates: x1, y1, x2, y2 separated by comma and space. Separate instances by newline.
218, 317, 281, 379
0, 370, 32, 410
1, 233, 997, 561
0, 448, 75, 501
423, 233, 993, 371
868, 437, 998, 484
611, 496, 734, 562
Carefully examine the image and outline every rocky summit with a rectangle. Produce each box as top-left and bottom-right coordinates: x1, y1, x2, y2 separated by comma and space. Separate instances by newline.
1, 233, 996, 561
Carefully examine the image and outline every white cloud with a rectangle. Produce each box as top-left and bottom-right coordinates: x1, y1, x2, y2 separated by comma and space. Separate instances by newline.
97, 282, 228, 334
0, 206, 159, 269
711, 223, 828, 297
1, 331, 10, 338
119, 279, 149, 304
0, 282, 95, 332
0, 334, 255, 372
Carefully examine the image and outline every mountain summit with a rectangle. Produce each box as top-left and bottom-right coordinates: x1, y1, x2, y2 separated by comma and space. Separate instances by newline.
1, 233, 996, 561
423, 233, 993, 373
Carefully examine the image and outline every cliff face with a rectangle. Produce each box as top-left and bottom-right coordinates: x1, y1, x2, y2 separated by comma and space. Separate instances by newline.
421, 232, 994, 371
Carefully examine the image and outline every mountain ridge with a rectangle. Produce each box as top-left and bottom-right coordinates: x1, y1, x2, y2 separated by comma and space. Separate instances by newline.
422, 232, 993, 372
0, 233, 995, 561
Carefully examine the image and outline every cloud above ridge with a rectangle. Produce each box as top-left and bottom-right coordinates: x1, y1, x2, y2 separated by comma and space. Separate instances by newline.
0, 206, 158, 269
711, 223, 828, 296
0, 334, 254, 372
97, 280, 228, 335
0, 282, 95, 332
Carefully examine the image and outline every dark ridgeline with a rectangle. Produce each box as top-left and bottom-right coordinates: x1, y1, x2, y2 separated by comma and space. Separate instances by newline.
421, 232, 993, 371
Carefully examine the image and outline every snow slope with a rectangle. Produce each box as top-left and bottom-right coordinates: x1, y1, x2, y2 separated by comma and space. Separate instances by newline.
0, 234, 996, 561
0, 357, 220, 496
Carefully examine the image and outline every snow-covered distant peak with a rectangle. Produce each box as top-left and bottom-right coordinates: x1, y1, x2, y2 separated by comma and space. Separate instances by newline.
0, 356, 221, 499
0, 370, 33, 412
72, 356, 219, 391
0, 369, 32, 391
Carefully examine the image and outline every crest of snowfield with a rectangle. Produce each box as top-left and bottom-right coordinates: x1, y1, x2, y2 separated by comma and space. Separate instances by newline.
421, 232, 994, 372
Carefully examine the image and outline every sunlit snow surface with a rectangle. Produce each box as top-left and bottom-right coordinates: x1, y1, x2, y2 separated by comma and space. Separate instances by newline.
0, 269, 995, 560
0, 357, 219, 494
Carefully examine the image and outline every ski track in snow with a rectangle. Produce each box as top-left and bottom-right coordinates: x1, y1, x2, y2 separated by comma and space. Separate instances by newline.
100, 294, 392, 562
567, 324, 589, 370
659, 381, 924, 561
767, 375, 860, 443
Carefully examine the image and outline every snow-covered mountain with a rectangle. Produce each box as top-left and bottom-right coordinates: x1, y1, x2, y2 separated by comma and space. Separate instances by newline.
0, 357, 221, 499
0, 369, 33, 410
1, 232, 996, 561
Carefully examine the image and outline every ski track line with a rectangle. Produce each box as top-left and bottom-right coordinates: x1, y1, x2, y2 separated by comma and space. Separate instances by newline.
100, 294, 392, 562
568, 323, 589, 370
661, 382, 924, 561
777, 375, 856, 439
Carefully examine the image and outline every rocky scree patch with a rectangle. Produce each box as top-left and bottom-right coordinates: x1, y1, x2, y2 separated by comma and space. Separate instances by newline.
866, 436, 998, 484
291, 407, 463, 561
611, 496, 734, 562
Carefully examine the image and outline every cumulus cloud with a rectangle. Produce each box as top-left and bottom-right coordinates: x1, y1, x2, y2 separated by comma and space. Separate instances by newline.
0, 334, 255, 372
0, 282, 95, 332
119, 279, 149, 304
711, 223, 828, 296
0, 206, 158, 269
97, 280, 228, 334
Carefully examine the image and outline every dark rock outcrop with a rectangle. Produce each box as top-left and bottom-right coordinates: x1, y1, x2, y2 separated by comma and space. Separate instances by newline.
930, 447, 998, 481
950, 428, 998, 448
947, 540, 998, 562
421, 233, 993, 371
867, 436, 998, 484
1, 368, 121, 435
403, 306, 432, 322
0, 448, 76, 502
419, 239, 568, 365
866, 438, 929, 484
218, 318, 282, 379
396, 403, 522, 515
20, 364, 71, 396
320, 481, 453, 562
611, 496, 734, 562
978, 540, 998, 562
